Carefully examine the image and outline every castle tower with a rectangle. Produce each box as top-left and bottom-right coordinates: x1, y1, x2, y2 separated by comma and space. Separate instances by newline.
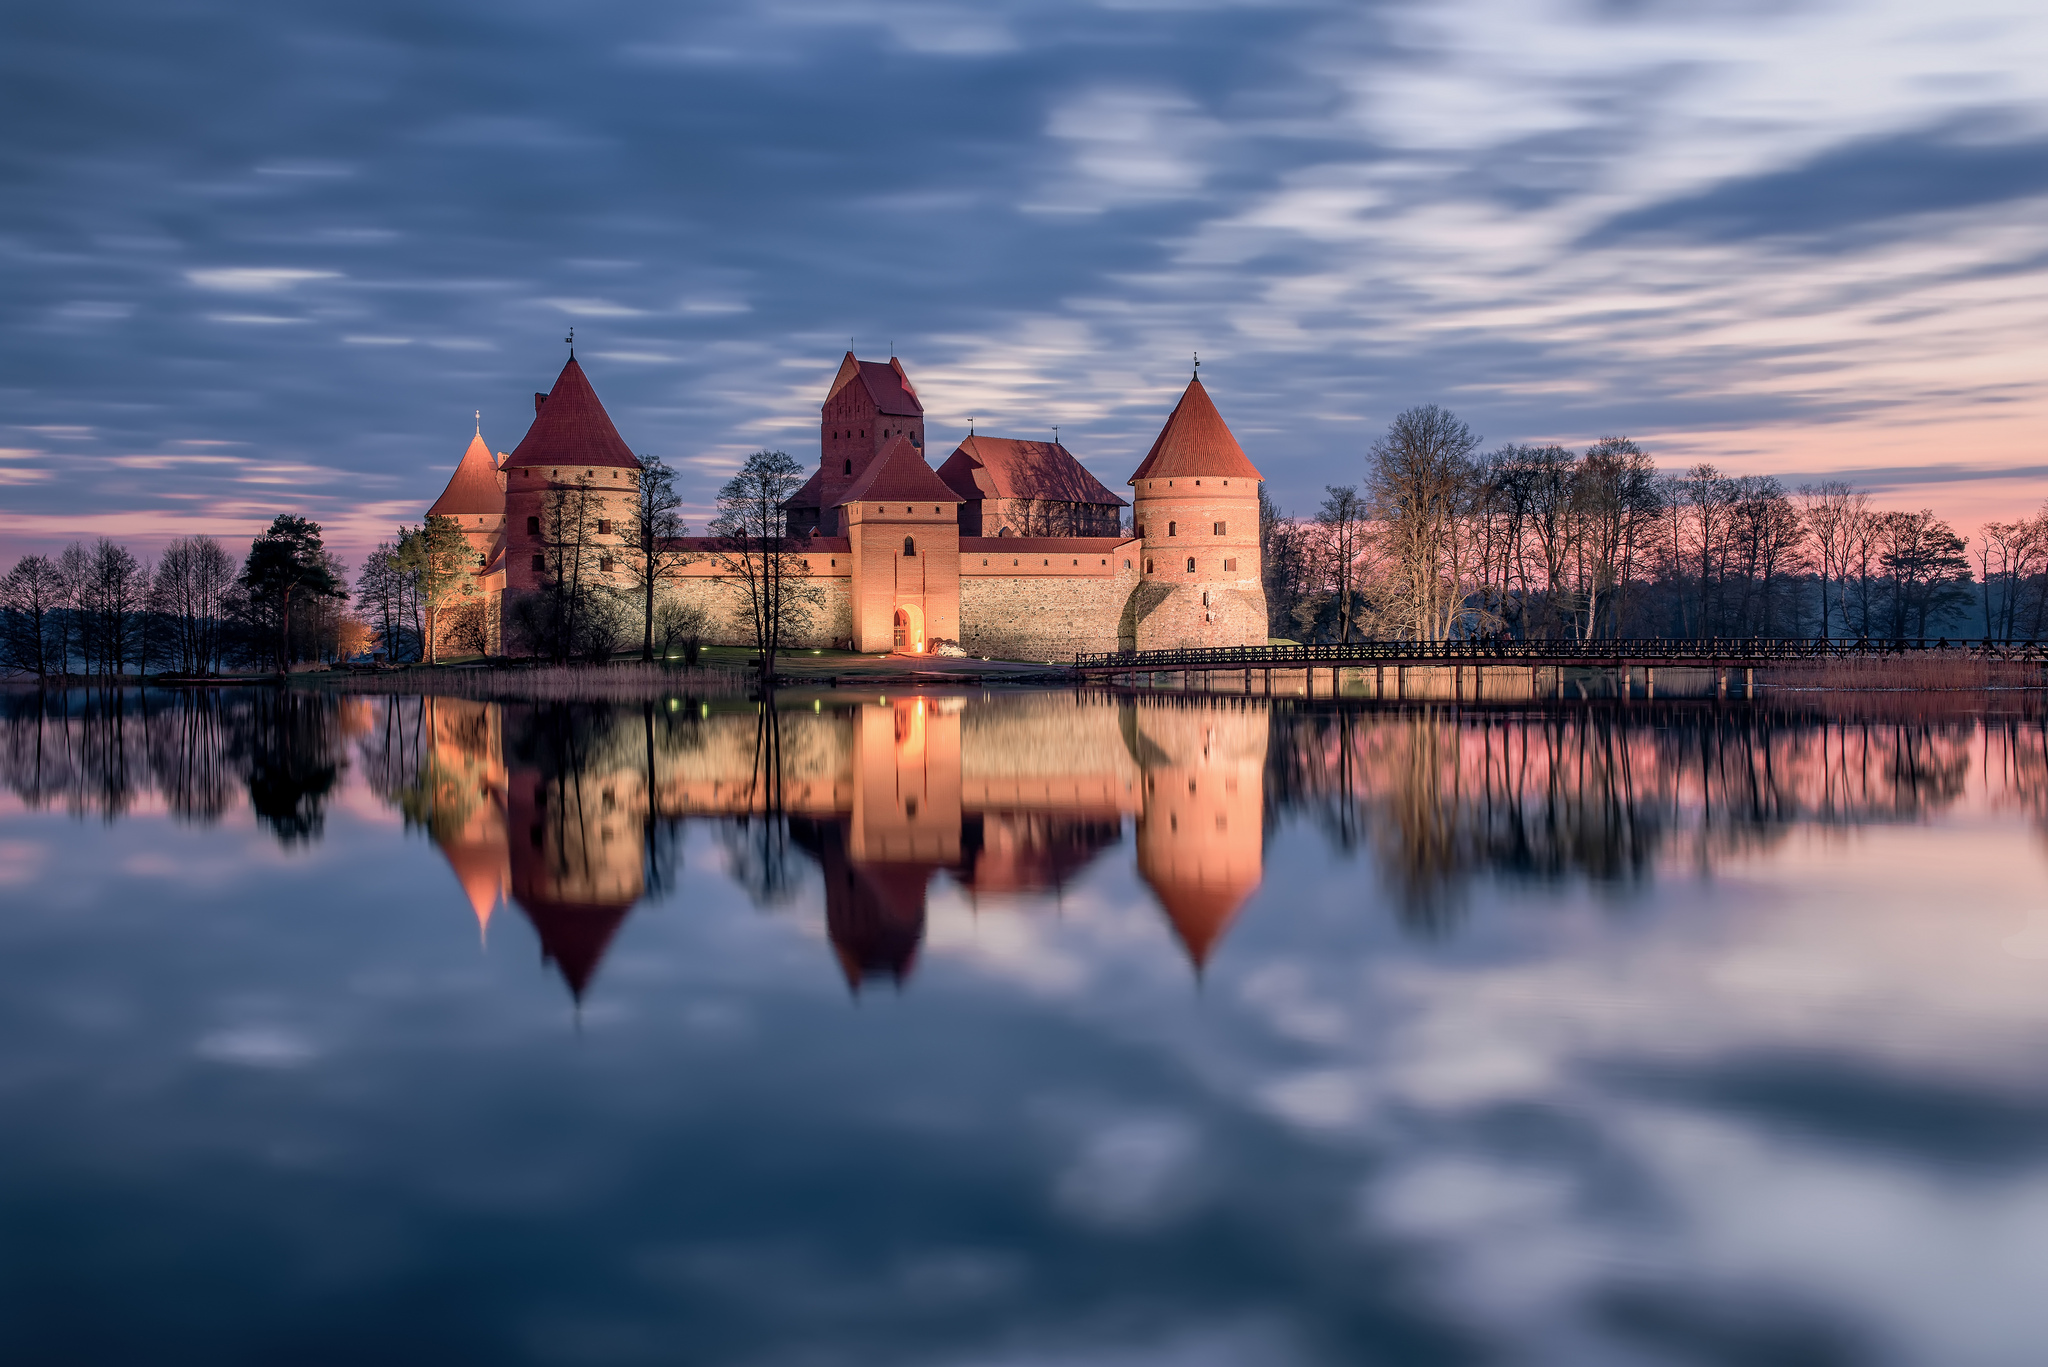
1130, 703, 1267, 973
426, 421, 509, 565
789, 352, 926, 537
1125, 375, 1268, 650
500, 356, 644, 601
838, 435, 962, 653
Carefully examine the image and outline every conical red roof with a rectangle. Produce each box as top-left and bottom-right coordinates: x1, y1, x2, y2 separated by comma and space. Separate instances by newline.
1129, 376, 1262, 483
500, 357, 642, 471
1149, 878, 1257, 971
427, 430, 506, 518
836, 435, 961, 507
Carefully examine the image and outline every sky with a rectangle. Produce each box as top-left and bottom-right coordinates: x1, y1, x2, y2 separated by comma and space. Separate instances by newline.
3, 0, 2047, 570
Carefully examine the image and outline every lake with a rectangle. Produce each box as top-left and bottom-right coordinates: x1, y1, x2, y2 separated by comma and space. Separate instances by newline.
2, 685, 2046, 1366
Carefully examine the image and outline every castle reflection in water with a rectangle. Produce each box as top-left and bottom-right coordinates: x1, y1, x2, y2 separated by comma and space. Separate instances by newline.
9, 687, 2047, 1005
391, 694, 1267, 999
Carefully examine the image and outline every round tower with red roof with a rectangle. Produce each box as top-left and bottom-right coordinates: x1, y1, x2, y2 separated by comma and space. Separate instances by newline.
1126, 374, 1269, 650
500, 356, 645, 604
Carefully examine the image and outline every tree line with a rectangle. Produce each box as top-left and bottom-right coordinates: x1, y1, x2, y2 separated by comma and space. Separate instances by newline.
3, 514, 393, 679
1259, 404, 2021, 643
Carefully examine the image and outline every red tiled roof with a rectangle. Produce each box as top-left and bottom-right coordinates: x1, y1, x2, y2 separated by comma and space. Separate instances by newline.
786, 467, 824, 510
826, 351, 923, 418
936, 437, 1127, 507
835, 435, 960, 506
1128, 376, 1262, 483
500, 357, 643, 471
960, 536, 1136, 554
427, 430, 506, 517
512, 895, 634, 1001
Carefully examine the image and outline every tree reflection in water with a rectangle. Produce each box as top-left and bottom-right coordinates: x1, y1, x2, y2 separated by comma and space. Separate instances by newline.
5, 686, 2045, 996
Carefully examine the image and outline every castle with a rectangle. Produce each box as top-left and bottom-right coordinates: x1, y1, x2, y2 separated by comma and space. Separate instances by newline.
426, 350, 1269, 659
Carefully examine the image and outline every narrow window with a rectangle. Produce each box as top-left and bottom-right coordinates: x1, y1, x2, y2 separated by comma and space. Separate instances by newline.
599, 555, 614, 572
1213, 521, 1226, 535
597, 519, 611, 535
844, 459, 851, 475
1185, 557, 1195, 572
1224, 557, 1237, 572
1168, 521, 1177, 536
1145, 559, 1154, 573
530, 554, 544, 571
526, 516, 539, 535
1202, 591, 1210, 606
904, 536, 916, 557
1122, 559, 1130, 568
1195, 479, 1201, 486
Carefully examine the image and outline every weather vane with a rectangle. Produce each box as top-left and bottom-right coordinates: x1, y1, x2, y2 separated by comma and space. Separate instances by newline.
1193, 351, 1200, 377
565, 326, 575, 357
1052, 424, 1060, 446
475, 408, 481, 435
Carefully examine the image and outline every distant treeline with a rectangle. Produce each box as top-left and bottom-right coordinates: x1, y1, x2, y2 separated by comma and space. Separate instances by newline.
1261, 404, 2040, 643
0, 515, 413, 679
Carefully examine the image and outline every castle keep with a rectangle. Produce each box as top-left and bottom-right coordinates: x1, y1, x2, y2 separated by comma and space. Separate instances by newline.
426, 351, 1269, 659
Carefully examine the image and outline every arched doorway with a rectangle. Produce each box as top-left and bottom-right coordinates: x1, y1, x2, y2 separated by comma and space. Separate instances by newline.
892, 603, 925, 654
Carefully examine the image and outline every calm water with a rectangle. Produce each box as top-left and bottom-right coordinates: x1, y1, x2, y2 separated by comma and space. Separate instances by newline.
4, 687, 2048, 1366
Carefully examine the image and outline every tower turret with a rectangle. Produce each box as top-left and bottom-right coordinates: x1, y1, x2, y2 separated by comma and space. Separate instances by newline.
1125, 375, 1267, 650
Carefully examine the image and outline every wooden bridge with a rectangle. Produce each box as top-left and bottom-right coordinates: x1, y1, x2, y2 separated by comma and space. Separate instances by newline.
1073, 638, 2048, 699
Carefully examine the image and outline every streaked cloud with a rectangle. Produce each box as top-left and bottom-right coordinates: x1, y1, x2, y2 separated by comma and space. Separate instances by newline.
1, 0, 2044, 567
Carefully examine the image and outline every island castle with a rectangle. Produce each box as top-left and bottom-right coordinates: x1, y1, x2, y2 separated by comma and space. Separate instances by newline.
425, 351, 1269, 659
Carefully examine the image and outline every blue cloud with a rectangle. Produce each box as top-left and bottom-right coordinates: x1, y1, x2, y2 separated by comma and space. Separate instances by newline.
1583, 119, 2048, 248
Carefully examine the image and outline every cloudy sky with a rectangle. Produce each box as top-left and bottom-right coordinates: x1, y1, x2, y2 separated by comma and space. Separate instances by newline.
4, 0, 2046, 567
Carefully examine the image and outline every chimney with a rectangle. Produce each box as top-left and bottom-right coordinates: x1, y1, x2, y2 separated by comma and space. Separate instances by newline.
534, 391, 549, 415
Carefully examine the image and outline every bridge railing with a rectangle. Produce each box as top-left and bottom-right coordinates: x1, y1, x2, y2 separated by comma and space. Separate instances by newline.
1073, 638, 2048, 671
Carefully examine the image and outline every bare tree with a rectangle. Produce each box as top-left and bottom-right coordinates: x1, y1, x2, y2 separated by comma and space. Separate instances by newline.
1363, 405, 1482, 640
1, 555, 67, 678
1316, 485, 1371, 642
711, 450, 822, 671
152, 535, 236, 675
617, 455, 695, 661
1797, 481, 1869, 639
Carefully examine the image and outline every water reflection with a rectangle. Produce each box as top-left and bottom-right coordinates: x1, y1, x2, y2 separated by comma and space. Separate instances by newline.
8, 687, 2047, 998
9, 686, 2048, 1363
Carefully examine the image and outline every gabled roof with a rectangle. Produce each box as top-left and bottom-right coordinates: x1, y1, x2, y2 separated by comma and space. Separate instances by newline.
427, 429, 506, 518
835, 435, 961, 507
937, 437, 1128, 507
785, 467, 824, 510
1129, 376, 1262, 483
500, 357, 643, 471
825, 352, 923, 418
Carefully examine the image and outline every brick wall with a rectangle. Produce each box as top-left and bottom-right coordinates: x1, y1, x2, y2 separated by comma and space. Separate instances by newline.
959, 566, 1138, 660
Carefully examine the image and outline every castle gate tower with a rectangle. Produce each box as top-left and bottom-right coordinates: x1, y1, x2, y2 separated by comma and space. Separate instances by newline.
1124, 375, 1268, 650
840, 436, 962, 653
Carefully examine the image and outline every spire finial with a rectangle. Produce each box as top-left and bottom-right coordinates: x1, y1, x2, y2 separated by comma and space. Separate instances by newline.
475, 408, 482, 437
1193, 351, 1200, 379
1053, 424, 1060, 446
565, 326, 575, 358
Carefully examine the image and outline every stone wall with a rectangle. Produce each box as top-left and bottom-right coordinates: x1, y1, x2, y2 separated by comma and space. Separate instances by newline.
658, 573, 855, 651
959, 568, 1138, 660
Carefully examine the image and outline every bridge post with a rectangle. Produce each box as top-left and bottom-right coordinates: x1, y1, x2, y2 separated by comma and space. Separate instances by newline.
1717, 671, 1727, 699
1375, 665, 1384, 699
1745, 666, 1754, 700
1264, 668, 1272, 695
1647, 666, 1655, 700
1454, 664, 1463, 702
1473, 663, 1482, 700
1397, 665, 1406, 700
